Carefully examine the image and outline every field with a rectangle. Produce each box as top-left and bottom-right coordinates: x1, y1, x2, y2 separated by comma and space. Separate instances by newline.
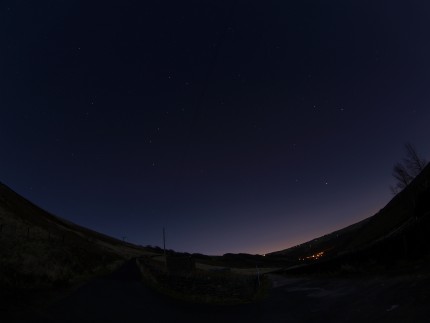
136, 256, 271, 304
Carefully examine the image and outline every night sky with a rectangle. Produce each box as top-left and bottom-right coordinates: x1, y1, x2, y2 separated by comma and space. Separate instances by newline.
1, 1, 429, 255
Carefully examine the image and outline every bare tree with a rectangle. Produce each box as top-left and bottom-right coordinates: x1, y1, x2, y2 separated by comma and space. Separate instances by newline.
404, 142, 427, 176
391, 143, 427, 194
392, 162, 413, 190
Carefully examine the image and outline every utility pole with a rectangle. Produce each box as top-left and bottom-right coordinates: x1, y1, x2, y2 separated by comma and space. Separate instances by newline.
163, 227, 166, 255
163, 227, 167, 270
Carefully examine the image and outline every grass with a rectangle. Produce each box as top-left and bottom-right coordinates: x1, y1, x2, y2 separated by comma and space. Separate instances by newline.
0, 182, 151, 293
136, 257, 271, 305
0, 221, 125, 290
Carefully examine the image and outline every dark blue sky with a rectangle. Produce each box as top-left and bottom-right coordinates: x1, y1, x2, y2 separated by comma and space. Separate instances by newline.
1, 1, 429, 255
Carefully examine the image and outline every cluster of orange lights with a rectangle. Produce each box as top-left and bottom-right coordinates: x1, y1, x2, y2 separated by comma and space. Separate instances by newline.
299, 251, 324, 261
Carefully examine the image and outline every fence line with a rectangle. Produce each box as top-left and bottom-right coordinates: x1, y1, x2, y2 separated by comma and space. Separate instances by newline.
0, 221, 97, 246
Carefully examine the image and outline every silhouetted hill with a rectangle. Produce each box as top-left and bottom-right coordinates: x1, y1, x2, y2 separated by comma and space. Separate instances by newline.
0, 182, 150, 291
270, 163, 430, 274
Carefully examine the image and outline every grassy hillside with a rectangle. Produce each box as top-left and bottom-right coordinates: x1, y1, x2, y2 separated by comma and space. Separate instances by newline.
271, 163, 430, 274
0, 182, 151, 291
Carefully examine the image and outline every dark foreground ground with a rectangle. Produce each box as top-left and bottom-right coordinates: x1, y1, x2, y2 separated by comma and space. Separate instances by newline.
4, 260, 430, 323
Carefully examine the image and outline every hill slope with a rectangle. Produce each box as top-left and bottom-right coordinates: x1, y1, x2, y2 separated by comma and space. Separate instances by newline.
269, 163, 430, 273
0, 182, 150, 290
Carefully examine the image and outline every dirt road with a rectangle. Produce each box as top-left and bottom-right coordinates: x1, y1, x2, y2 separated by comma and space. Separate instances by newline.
265, 273, 430, 322
7, 260, 430, 322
